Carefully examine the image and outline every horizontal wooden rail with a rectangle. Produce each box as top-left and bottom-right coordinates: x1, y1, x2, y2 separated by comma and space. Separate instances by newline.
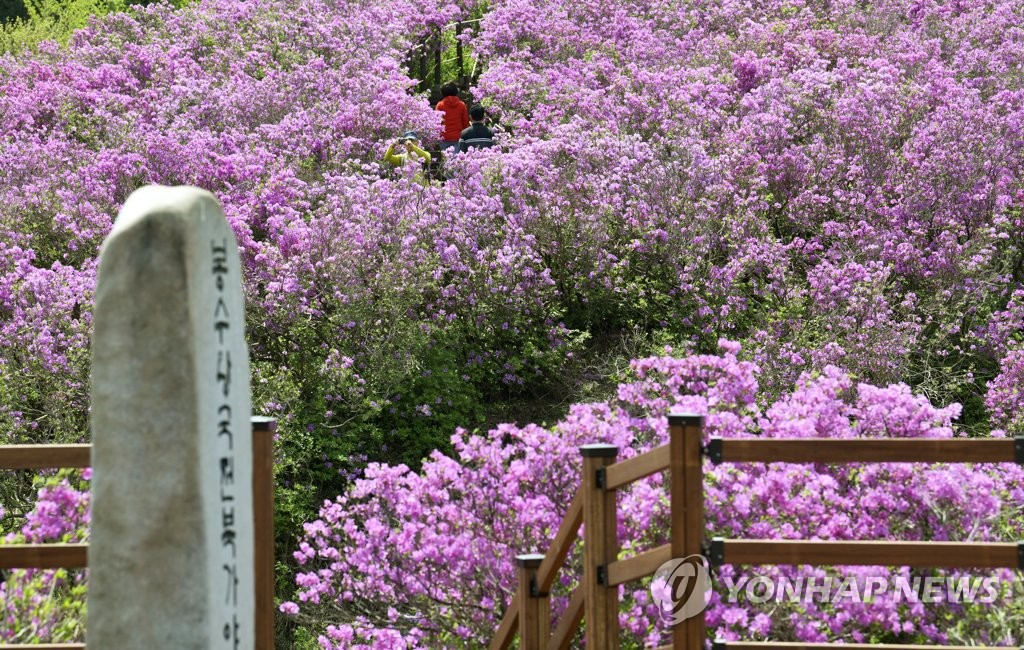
709, 644, 1018, 650
0, 445, 91, 470
713, 539, 1021, 569
0, 544, 88, 570
606, 543, 671, 587
547, 579, 585, 650
710, 438, 1020, 464
604, 444, 669, 490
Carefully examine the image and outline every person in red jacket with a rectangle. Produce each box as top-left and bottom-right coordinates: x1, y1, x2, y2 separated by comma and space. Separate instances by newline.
435, 81, 469, 155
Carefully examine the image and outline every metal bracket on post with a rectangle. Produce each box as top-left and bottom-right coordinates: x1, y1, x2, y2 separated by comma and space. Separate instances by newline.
580, 444, 617, 488
708, 537, 725, 567
597, 564, 607, 586
700, 540, 715, 578
703, 437, 723, 465
529, 576, 549, 598
1018, 542, 1024, 571
1015, 437, 1024, 464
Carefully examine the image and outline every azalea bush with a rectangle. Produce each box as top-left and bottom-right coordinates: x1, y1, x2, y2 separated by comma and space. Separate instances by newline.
284, 345, 1024, 647
472, 0, 1024, 408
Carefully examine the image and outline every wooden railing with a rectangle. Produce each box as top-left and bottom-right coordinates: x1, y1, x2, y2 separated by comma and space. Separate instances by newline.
0, 416, 278, 650
490, 413, 1024, 649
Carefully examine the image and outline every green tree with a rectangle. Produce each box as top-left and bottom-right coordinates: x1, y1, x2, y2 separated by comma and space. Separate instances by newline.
0, 0, 193, 53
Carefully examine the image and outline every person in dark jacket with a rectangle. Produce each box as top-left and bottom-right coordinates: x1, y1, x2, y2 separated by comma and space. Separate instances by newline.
458, 104, 494, 153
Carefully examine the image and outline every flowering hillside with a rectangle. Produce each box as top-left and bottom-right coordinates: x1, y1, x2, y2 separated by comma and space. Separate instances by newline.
0, 0, 1022, 646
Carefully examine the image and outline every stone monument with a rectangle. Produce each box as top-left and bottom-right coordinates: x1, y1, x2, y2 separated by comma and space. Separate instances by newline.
89, 186, 254, 648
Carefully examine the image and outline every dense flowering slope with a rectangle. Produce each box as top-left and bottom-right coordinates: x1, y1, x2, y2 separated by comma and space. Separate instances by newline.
0, 0, 1022, 645
281, 0, 1024, 645
0, 0, 454, 444
0, 0, 468, 642
471, 0, 1024, 402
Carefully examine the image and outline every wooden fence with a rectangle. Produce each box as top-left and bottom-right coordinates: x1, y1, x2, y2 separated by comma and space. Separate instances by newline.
0, 416, 277, 650
490, 413, 1024, 649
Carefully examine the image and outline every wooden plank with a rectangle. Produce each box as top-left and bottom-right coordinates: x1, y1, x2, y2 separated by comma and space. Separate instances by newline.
606, 544, 671, 587
433, 31, 442, 88
604, 445, 670, 491
0, 445, 91, 470
721, 539, 1020, 569
252, 418, 277, 650
0, 544, 88, 570
708, 644, 1013, 650
488, 601, 518, 650
670, 413, 706, 650
717, 438, 1016, 464
581, 445, 619, 650
456, 21, 465, 85
536, 487, 582, 593
546, 581, 584, 650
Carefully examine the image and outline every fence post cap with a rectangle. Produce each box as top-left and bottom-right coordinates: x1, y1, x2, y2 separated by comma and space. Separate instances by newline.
515, 553, 545, 568
250, 416, 278, 431
579, 444, 618, 458
668, 411, 704, 426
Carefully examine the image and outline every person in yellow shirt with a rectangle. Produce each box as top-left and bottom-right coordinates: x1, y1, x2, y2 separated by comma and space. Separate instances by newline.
384, 131, 432, 184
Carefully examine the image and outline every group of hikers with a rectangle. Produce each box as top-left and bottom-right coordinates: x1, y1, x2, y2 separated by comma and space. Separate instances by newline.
383, 81, 494, 183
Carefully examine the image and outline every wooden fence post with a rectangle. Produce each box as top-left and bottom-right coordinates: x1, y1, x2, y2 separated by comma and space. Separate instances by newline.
580, 444, 619, 650
516, 554, 549, 649
419, 48, 427, 92
669, 412, 705, 650
456, 21, 465, 87
434, 29, 443, 89
252, 416, 277, 650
